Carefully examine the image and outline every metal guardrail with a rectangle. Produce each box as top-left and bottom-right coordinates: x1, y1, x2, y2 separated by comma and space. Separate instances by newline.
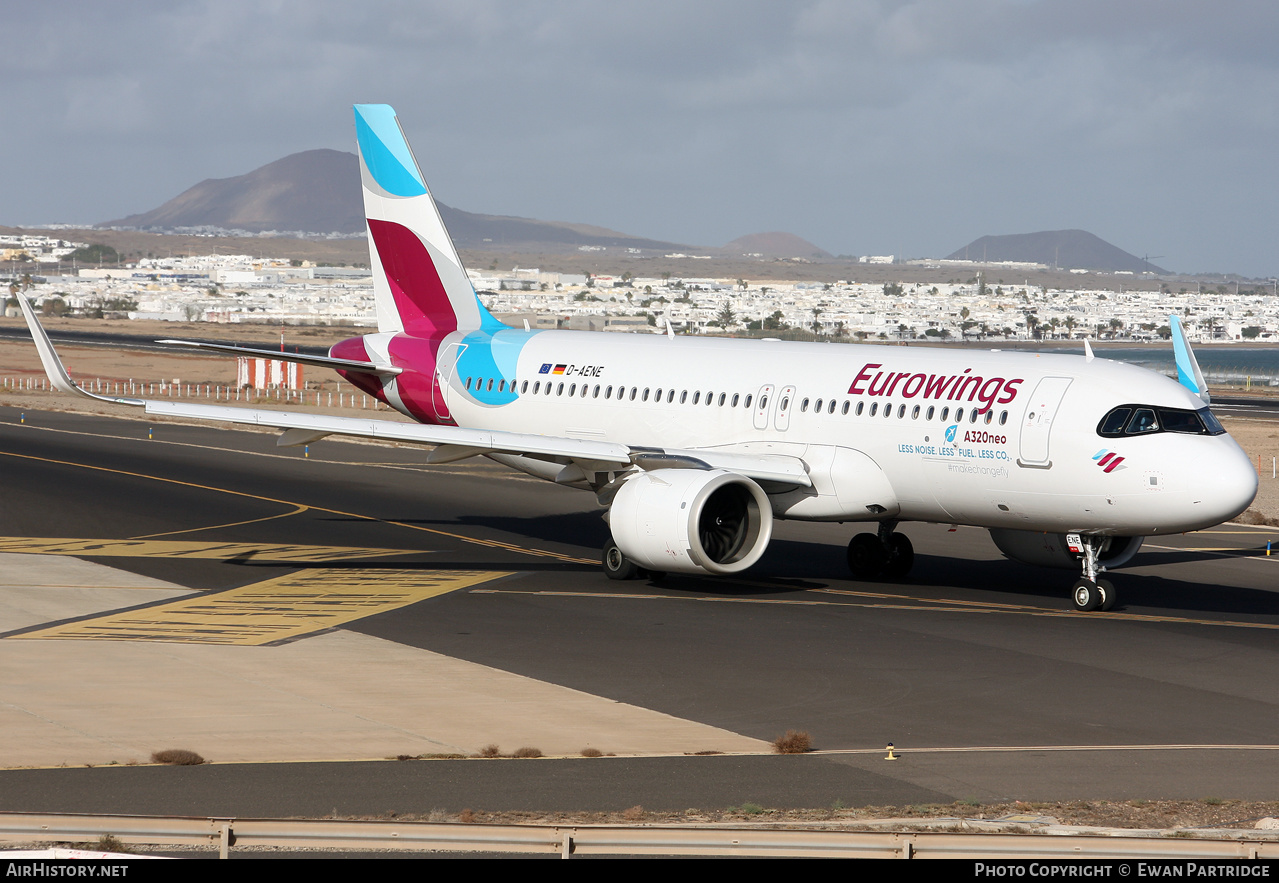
0, 812, 1274, 859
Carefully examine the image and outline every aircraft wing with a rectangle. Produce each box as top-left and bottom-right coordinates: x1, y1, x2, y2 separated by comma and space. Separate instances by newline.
18, 296, 811, 489
145, 401, 811, 487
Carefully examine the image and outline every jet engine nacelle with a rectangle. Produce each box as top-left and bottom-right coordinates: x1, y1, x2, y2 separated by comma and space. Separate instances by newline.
988, 529, 1144, 570
610, 468, 772, 575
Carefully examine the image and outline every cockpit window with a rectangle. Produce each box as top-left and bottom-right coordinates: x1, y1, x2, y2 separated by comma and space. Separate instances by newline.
1099, 408, 1131, 435
1127, 409, 1159, 434
1097, 404, 1225, 438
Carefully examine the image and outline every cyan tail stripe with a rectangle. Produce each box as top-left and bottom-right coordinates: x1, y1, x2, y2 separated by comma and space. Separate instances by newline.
354, 104, 427, 198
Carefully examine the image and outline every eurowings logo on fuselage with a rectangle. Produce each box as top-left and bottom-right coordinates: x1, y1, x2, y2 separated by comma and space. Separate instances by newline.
1092, 449, 1127, 473
848, 363, 1024, 414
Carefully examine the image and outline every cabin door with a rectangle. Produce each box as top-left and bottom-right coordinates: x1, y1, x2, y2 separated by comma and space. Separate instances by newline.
1017, 376, 1072, 467
753, 384, 775, 431
774, 385, 796, 431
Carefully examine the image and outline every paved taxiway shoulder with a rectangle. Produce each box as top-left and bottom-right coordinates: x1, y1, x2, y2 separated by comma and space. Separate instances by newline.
0, 551, 765, 766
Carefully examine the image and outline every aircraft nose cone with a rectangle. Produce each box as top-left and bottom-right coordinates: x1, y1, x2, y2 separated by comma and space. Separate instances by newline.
1196, 440, 1258, 525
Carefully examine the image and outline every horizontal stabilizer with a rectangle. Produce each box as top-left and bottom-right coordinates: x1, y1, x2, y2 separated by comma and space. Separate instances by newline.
157, 340, 402, 376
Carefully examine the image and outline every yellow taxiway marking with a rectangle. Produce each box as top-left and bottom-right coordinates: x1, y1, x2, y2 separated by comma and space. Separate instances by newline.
129, 505, 312, 539
0, 449, 597, 565
0, 536, 417, 563
16, 568, 510, 645
472, 588, 1279, 630
1143, 542, 1279, 559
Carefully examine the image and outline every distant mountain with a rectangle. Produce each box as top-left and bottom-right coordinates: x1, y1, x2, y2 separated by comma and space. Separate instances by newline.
100, 149, 684, 251
104, 149, 366, 235
723, 232, 832, 259
947, 230, 1166, 274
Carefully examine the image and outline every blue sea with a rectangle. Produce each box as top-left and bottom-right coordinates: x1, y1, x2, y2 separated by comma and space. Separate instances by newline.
1024, 346, 1279, 381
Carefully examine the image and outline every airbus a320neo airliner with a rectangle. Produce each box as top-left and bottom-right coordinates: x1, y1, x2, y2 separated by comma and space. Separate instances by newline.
21, 104, 1258, 612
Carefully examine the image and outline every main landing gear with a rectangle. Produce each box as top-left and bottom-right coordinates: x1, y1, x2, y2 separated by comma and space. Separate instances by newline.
602, 540, 664, 582
846, 522, 914, 581
1068, 533, 1117, 612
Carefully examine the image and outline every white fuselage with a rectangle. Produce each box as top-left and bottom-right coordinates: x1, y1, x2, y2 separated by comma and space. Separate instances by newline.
425, 331, 1257, 537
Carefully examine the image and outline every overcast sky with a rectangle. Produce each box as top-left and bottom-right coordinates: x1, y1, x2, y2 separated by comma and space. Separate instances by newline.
5, 1, 1276, 276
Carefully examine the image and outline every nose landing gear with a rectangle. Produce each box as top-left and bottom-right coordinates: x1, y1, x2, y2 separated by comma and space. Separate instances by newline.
1068, 533, 1117, 612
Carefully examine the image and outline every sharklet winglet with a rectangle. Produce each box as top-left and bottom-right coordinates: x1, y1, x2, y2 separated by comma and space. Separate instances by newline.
1170, 314, 1210, 403
17, 296, 143, 406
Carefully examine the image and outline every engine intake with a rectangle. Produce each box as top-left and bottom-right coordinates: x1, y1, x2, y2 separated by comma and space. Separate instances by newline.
610, 469, 772, 575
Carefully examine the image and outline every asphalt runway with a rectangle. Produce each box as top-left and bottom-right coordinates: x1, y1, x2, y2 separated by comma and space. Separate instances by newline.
1, 405, 1276, 814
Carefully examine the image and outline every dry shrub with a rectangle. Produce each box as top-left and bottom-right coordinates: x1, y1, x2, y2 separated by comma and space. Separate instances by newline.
477, 744, 501, 758
511, 747, 543, 758
1236, 508, 1279, 527
150, 749, 205, 765
459, 809, 476, 824
772, 730, 812, 754
622, 805, 645, 821
581, 747, 603, 757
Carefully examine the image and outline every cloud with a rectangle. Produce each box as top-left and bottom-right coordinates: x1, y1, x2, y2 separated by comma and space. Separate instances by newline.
4, 1, 1277, 274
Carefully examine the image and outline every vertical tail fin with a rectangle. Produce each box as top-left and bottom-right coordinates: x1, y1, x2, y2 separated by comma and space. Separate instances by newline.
354, 104, 503, 336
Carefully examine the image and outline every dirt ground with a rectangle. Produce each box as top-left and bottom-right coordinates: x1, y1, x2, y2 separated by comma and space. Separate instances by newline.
425, 798, 1279, 832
